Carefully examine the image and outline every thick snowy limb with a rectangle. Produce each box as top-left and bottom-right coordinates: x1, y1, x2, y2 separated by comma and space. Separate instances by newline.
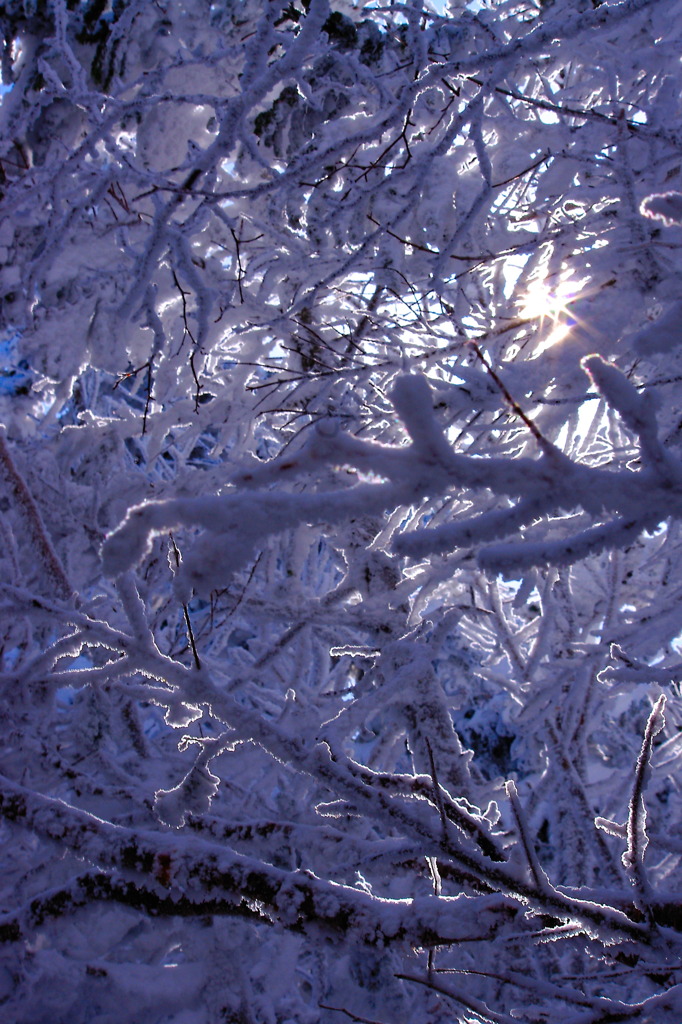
105, 365, 682, 585
0, 772, 520, 949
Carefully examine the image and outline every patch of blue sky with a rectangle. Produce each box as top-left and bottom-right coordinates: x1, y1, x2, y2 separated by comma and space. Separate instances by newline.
0, 331, 32, 396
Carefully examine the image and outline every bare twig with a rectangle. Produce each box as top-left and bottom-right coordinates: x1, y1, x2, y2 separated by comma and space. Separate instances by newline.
0, 430, 72, 601
425, 736, 449, 841
396, 971, 520, 1024
168, 533, 201, 670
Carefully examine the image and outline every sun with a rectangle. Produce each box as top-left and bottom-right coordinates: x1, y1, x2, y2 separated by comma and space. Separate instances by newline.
520, 273, 585, 354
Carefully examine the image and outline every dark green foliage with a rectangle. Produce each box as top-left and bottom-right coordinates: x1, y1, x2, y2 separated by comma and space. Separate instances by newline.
322, 11, 358, 49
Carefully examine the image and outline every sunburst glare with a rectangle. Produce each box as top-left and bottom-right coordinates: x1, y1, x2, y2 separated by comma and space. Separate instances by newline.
520, 273, 586, 354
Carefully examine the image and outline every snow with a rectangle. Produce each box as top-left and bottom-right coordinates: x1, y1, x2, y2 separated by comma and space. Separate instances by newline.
2, 0, 682, 1021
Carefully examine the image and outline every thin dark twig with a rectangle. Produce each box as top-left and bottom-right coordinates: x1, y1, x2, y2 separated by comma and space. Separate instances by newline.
506, 780, 546, 892
230, 225, 245, 302
168, 533, 201, 670
468, 340, 550, 449
396, 971, 519, 1024
171, 269, 196, 345
114, 358, 155, 433
424, 737, 448, 840
476, 74, 665, 139
224, 554, 262, 619
318, 1004, 388, 1024
189, 349, 203, 411
0, 431, 72, 600
354, 108, 414, 183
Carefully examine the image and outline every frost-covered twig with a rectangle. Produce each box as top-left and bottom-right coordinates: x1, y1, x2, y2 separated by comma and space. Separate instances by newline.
506, 780, 548, 893
622, 695, 666, 904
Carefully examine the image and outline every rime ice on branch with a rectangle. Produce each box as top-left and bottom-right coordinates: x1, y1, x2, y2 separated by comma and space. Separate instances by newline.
2, 1, 682, 1022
